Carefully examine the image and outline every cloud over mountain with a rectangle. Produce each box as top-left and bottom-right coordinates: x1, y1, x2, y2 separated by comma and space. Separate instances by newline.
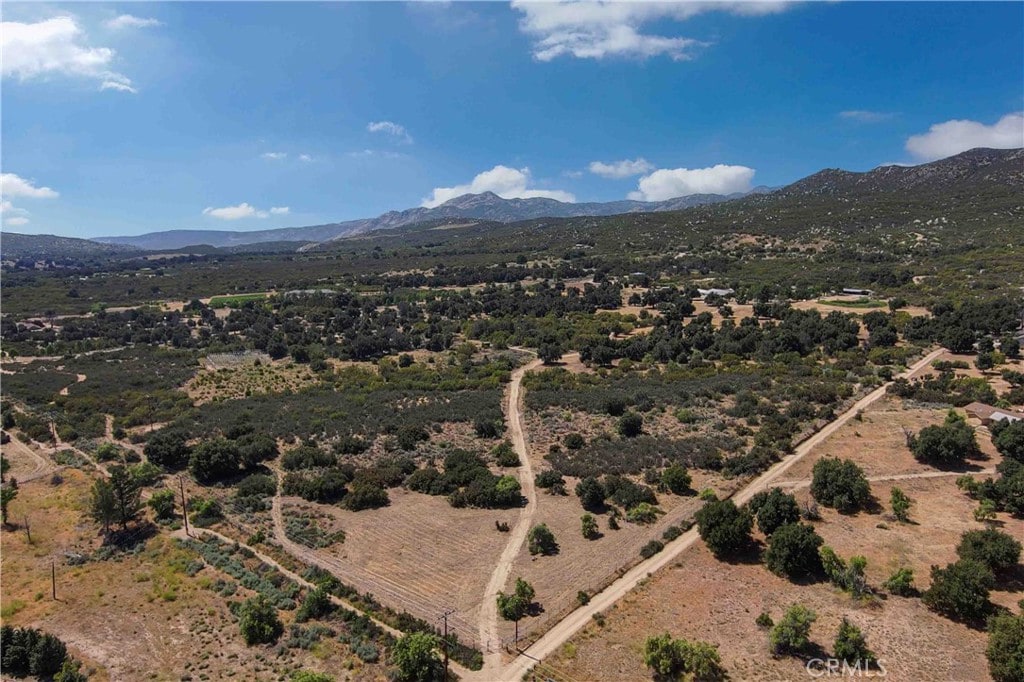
422, 165, 575, 208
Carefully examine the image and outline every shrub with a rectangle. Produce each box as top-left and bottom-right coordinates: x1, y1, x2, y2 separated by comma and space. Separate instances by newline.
343, 483, 389, 511
769, 604, 817, 656
626, 502, 661, 524
765, 523, 824, 580
640, 540, 665, 559
695, 498, 753, 558
986, 612, 1024, 682
563, 433, 585, 450
144, 429, 191, 469
147, 489, 177, 520
492, 441, 520, 467
883, 567, 915, 596
810, 458, 871, 513
535, 470, 565, 490
755, 611, 774, 628
618, 412, 643, 438
923, 559, 995, 621
575, 476, 606, 511
957, 528, 1022, 573
890, 487, 912, 522
833, 618, 876, 666
391, 631, 441, 682
581, 513, 600, 540
238, 595, 283, 645
189, 438, 241, 483
528, 523, 558, 555
992, 420, 1024, 464
747, 487, 801, 536
661, 464, 692, 495
642, 633, 724, 681
281, 445, 336, 471
295, 586, 334, 623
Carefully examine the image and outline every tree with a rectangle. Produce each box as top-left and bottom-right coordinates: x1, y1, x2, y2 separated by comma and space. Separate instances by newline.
769, 604, 817, 656
108, 466, 142, 530
497, 578, 536, 643
618, 412, 644, 438
748, 487, 801, 536
144, 429, 191, 469
147, 489, 176, 521
188, 438, 241, 483
986, 612, 1024, 682
910, 410, 981, 467
765, 523, 825, 580
0, 482, 17, 525
890, 487, 912, 522
581, 513, 600, 540
296, 586, 333, 623
538, 343, 562, 365
661, 464, 692, 495
993, 420, 1024, 464
695, 498, 753, 558
833, 618, 876, 667
642, 633, 725, 681
89, 478, 117, 535
54, 657, 89, 682
575, 476, 606, 512
810, 458, 871, 513
238, 595, 283, 645
392, 631, 442, 682
1, 454, 10, 482
528, 523, 558, 555
923, 559, 995, 621
957, 528, 1022, 574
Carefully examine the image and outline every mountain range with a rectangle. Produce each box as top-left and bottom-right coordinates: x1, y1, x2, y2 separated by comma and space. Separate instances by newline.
4, 148, 1021, 260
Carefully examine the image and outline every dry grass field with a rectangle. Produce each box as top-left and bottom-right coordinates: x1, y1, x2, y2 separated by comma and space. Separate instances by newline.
544, 395, 1023, 682
184, 358, 321, 404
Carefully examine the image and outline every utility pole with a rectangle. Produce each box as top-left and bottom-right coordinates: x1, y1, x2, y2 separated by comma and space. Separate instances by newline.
179, 476, 190, 537
51, 559, 56, 600
24, 516, 31, 544
440, 608, 455, 681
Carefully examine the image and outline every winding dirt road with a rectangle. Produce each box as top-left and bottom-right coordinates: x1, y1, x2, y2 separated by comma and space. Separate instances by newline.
494, 347, 946, 682
477, 355, 543, 671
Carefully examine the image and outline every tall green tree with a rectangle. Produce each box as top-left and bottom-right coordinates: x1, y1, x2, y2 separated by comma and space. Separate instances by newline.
391, 631, 442, 682
108, 466, 142, 530
0, 482, 17, 525
89, 478, 117, 535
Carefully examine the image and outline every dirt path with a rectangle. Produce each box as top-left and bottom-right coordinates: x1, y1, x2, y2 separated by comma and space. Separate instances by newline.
495, 347, 946, 682
774, 467, 997, 491
59, 373, 87, 396
478, 355, 543, 672
1, 432, 54, 483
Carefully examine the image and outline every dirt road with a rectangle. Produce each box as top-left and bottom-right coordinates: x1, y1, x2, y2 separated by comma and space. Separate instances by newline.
477, 356, 543, 672
774, 467, 997, 491
495, 347, 946, 682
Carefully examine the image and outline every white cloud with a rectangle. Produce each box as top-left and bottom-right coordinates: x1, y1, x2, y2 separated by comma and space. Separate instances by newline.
628, 164, 755, 201
1, 173, 59, 199
203, 203, 270, 220
261, 152, 287, 160
589, 158, 655, 178
298, 154, 313, 162
905, 112, 1024, 161
422, 165, 576, 208
105, 15, 161, 30
270, 206, 290, 215
512, 0, 790, 61
839, 110, 895, 123
367, 121, 413, 144
1, 16, 136, 93
5, 217, 30, 227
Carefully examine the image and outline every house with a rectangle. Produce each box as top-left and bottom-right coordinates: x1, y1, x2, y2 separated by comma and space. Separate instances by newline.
841, 287, 873, 296
965, 402, 1024, 426
697, 288, 735, 299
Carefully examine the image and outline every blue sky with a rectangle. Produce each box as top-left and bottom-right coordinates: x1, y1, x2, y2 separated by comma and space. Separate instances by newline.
2, 1, 1022, 238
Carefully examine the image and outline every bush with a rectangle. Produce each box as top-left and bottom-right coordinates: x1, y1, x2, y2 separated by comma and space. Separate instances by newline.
148, 489, 177, 520
640, 540, 665, 559
890, 487, 912, 522
282, 470, 349, 503
769, 604, 817, 656
563, 433, 585, 450
765, 523, 824, 580
491, 441, 520, 467
642, 633, 724, 681
986, 612, 1024, 682
617, 412, 643, 438
626, 502, 661, 524
581, 513, 599, 540
910, 410, 981, 466
810, 458, 871, 513
883, 567, 915, 596
528, 523, 558, 555
238, 595, 283, 645
281, 445, 336, 471
144, 429, 191, 469
661, 464, 692, 495
343, 482, 389, 511
295, 586, 334, 623
833, 618, 876, 666
575, 476, 606, 512
535, 470, 565, 490
695, 498, 753, 558
992, 420, 1024, 463
923, 559, 995, 621
747, 487, 801, 536
957, 528, 1022, 573
0, 626, 70, 677
392, 631, 442, 682
189, 438, 242, 483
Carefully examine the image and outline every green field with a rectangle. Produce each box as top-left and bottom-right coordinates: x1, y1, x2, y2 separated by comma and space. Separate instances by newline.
208, 293, 269, 308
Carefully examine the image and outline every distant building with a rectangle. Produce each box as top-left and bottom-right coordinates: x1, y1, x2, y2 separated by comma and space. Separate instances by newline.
841, 287, 873, 296
697, 288, 735, 299
965, 402, 1024, 426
